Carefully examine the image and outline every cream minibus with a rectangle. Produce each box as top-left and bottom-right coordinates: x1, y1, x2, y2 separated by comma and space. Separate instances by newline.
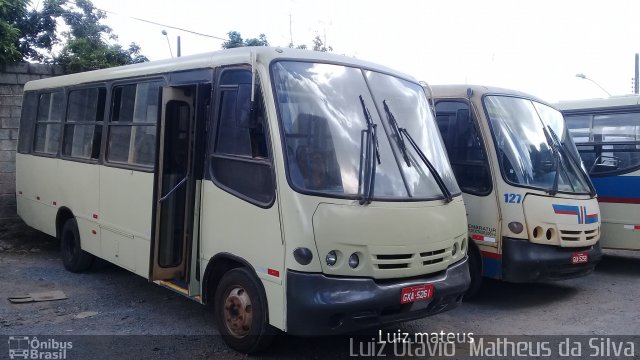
429, 85, 602, 297
557, 96, 640, 251
16, 47, 470, 352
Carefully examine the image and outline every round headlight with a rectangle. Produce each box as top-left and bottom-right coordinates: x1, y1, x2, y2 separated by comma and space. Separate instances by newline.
508, 221, 524, 234
326, 251, 337, 266
293, 247, 313, 265
348, 253, 359, 269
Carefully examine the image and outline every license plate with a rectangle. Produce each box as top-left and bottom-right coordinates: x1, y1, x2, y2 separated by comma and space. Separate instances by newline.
400, 284, 434, 304
571, 251, 588, 264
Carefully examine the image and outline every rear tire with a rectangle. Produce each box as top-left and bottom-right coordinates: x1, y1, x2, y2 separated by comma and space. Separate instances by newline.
60, 218, 94, 273
464, 241, 483, 300
214, 267, 275, 354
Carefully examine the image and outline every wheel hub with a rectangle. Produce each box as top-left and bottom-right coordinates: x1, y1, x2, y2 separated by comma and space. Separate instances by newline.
223, 286, 253, 338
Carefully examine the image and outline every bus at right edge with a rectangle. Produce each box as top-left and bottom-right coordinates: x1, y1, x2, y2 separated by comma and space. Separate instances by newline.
558, 96, 640, 251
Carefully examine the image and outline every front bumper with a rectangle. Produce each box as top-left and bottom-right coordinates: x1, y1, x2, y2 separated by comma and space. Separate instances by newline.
502, 237, 602, 282
285, 256, 469, 336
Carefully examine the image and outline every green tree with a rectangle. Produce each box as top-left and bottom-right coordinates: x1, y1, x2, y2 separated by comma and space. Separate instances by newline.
288, 42, 306, 50
244, 33, 269, 47
0, 0, 62, 63
221, 31, 243, 49
54, 0, 147, 73
221, 31, 269, 49
0, 18, 21, 64
0, 0, 26, 64
287, 34, 331, 52
0, 0, 147, 71
312, 35, 332, 52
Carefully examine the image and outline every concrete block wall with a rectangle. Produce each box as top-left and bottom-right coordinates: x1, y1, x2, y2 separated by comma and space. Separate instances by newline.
0, 63, 64, 221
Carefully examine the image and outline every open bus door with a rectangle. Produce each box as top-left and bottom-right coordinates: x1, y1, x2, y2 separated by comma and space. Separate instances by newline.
150, 86, 196, 283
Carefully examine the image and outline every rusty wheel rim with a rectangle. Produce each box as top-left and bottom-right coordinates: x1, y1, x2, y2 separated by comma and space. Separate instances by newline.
223, 286, 253, 338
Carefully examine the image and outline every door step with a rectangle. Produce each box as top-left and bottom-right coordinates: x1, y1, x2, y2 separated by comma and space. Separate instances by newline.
156, 280, 202, 303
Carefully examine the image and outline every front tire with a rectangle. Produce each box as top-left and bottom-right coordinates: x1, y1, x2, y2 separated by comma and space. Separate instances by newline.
214, 267, 275, 353
464, 241, 483, 299
60, 218, 94, 272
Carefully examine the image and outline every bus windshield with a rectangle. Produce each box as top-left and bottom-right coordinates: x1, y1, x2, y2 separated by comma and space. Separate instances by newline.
484, 95, 591, 194
272, 61, 459, 200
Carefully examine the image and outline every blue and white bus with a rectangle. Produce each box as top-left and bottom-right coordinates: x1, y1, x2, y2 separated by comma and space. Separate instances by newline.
558, 96, 640, 251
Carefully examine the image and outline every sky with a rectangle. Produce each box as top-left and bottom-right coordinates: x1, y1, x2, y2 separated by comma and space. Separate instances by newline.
59, 0, 640, 103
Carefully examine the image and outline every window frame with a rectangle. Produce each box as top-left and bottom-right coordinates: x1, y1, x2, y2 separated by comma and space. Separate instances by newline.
60, 85, 107, 164
103, 78, 164, 173
32, 90, 65, 158
207, 65, 276, 208
18, 91, 38, 155
434, 99, 493, 196
565, 108, 640, 177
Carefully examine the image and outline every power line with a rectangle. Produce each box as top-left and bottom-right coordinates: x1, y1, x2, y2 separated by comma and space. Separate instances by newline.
97, 8, 227, 42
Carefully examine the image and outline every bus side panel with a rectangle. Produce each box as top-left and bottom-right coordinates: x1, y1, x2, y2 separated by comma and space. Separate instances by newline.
99, 165, 153, 278
462, 191, 503, 279
199, 181, 285, 331
592, 174, 640, 250
57, 160, 101, 256
16, 154, 58, 237
599, 219, 640, 250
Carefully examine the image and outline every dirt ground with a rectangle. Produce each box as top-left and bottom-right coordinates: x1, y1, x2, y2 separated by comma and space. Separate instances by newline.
1, 220, 639, 359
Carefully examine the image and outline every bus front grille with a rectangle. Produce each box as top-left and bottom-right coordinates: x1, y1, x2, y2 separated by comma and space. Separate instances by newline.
373, 247, 451, 271
584, 229, 598, 241
559, 228, 599, 242
560, 230, 581, 241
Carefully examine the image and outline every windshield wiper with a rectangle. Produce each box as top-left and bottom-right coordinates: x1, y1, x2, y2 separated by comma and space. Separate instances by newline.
358, 95, 380, 205
542, 126, 564, 196
544, 125, 597, 197
383, 101, 453, 203
383, 100, 411, 167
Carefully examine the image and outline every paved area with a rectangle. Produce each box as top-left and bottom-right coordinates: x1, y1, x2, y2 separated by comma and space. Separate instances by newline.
1, 220, 639, 358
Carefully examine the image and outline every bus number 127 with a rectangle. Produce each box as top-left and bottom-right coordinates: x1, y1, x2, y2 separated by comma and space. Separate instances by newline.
504, 193, 522, 204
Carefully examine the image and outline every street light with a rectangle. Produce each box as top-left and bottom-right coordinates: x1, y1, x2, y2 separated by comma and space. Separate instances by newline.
575, 73, 611, 96
161, 29, 174, 58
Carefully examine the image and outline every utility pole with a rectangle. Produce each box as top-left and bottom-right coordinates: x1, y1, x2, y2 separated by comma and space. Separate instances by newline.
177, 36, 181, 57
635, 53, 639, 94
289, 12, 293, 46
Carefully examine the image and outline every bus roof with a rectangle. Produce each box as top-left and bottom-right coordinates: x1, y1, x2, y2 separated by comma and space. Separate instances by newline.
429, 84, 548, 105
24, 47, 415, 91
555, 95, 640, 112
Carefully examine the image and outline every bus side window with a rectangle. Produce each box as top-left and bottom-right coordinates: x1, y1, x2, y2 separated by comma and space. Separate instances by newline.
566, 115, 597, 172
435, 101, 491, 194
209, 68, 274, 205
33, 91, 64, 155
18, 92, 38, 154
107, 81, 162, 168
591, 112, 640, 174
62, 88, 106, 160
